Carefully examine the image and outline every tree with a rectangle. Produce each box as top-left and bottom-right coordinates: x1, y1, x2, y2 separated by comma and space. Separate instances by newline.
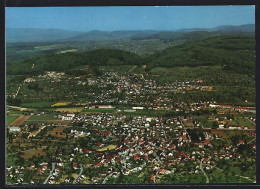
212, 121, 218, 129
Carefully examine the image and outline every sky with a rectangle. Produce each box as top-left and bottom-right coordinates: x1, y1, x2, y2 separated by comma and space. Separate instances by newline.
6, 6, 255, 32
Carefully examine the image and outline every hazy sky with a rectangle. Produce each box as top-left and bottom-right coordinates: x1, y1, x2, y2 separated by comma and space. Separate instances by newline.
6, 6, 255, 31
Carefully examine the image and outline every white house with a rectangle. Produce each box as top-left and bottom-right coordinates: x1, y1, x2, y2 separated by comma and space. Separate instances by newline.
9, 126, 21, 132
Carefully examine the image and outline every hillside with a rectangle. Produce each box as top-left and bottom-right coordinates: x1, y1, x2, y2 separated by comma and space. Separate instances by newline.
143, 35, 255, 75
7, 35, 255, 76
6, 49, 141, 75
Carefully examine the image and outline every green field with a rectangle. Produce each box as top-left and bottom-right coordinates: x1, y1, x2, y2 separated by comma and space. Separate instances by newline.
20, 101, 57, 108
26, 114, 60, 121
6, 115, 18, 124
196, 117, 215, 128
237, 118, 255, 128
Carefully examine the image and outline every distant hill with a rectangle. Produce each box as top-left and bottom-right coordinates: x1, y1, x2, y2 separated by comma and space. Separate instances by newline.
144, 35, 255, 75
6, 24, 254, 43
6, 28, 83, 43
212, 24, 255, 33
178, 24, 255, 33
60, 30, 160, 42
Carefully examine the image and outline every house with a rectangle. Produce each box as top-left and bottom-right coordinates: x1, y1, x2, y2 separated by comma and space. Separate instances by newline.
61, 114, 73, 121
237, 140, 245, 145
9, 126, 21, 132
24, 78, 36, 83
97, 142, 103, 147
132, 107, 144, 110
96, 105, 114, 109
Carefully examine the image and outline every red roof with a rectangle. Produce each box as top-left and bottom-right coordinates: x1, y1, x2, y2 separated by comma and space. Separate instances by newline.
133, 154, 139, 161
102, 131, 111, 136
224, 145, 230, 149
97, 142, 103, 146
96, 152, 103, 157
251, 132, 256, 136
204, 139, 210, 143
93, 163, 102, 167
235, 106, 246, 110
160, 169, 166, 173
238, 140, 245, 144
82, 148, 90, 154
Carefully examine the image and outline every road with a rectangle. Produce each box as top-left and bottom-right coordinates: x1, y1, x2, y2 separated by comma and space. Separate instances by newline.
73, 164, 83, 184
43, 163, 56, 184
128, 66, 136, 73
248, 137, 256, 144
246, 117, 256, 125
198, 159, 209, 183
102, 172, 113, 184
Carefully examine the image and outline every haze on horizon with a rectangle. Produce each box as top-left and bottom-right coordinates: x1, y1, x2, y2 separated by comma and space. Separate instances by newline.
6, 6, 255, 32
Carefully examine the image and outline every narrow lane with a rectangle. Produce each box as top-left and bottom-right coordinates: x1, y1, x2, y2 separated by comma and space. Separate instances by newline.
73, 164, 83, 184
43, 163, 56, 184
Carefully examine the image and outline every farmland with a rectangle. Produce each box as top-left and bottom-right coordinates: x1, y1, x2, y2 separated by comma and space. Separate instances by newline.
9, 115, 30, 125
20, 149, 46, 160
7, 115, 18, 124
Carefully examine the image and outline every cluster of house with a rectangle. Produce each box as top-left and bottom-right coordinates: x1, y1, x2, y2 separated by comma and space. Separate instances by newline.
37, 162, 49, 175
209, 104, 256, 113
78, 71, 216, 109
69, 112, 204, 134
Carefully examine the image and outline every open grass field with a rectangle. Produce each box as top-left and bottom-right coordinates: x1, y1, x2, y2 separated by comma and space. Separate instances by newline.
6, 115, 18, 124
237, 118, 255, 129
27, 115, 60, 121
20, 148, 46, 159
97, 145, 117, 152
9, 115, 30, 125
56, 107, 84, 112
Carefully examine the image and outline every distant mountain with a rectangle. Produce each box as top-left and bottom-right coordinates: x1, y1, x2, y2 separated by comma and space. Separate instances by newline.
179, 24, 255, 33
212, 24, 255, 33
6, 28, 83, 43
6, 24, 254, 43
61, 30, 160, 42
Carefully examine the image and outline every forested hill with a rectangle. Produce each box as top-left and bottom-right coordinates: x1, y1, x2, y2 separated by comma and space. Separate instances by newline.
7, 35, 255, 76
6, 49, 141, 75
143, 35, 255, 75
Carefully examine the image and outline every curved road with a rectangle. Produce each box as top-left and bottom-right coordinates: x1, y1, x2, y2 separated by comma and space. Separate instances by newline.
43, 163, 56, 184
73, 164, 83, 184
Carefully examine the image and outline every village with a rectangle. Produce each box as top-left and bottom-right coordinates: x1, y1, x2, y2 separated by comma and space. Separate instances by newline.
6, 105, 256, 184
6, 68, 256, 184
